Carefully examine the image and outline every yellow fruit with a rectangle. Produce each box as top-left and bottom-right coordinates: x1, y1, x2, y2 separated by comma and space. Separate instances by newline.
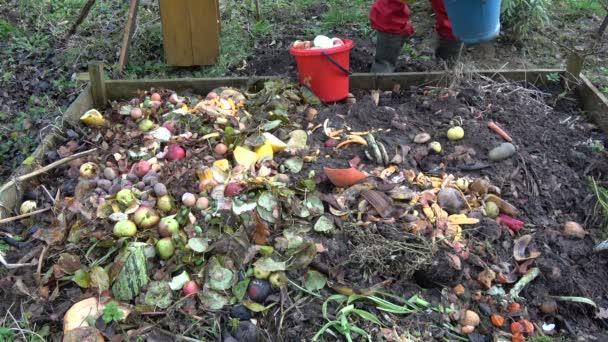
234, 146, 259, 169
213, 159, 231, 172
80, 109, 106, 127
447, 126, 465, 141
429, 141, 442, 153
255, 143, 274, 161
262, 132, 287, 152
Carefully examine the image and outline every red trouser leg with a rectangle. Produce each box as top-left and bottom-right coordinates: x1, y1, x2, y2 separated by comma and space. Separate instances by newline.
369, 0, 414, 36
430, 0, 457, 41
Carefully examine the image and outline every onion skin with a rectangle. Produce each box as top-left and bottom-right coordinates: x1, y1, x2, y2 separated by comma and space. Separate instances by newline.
563, 221, 587, 239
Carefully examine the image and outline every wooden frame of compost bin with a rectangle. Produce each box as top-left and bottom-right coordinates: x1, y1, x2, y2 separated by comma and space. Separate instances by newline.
1, 62, 607, 219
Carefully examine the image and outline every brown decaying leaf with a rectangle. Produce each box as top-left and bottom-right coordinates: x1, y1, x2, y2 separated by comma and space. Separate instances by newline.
446, 252, 462, 270
361, 190, 394, 218
252, 212, 271, 245
513, 234, 541, 261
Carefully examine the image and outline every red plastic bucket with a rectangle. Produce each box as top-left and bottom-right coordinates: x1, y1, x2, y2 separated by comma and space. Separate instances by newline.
289, 39, 354, 103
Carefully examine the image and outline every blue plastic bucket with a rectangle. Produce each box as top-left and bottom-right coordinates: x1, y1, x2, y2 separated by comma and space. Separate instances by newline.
443, 0, 502, 44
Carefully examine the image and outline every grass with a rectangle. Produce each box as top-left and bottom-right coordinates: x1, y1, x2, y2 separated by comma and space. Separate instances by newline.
560, 0, 606, 15
590, 178, 608, 237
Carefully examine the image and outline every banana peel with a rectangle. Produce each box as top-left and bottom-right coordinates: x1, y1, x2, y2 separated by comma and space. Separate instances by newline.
80, 109, 106, 127
448, 214, 480, 225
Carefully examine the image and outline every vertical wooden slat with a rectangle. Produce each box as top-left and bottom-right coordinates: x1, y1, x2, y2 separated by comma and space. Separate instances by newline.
118, 0, 140, 71
160, 0, 194, 66
88, 62, 107, 108
188, 0, 220, 66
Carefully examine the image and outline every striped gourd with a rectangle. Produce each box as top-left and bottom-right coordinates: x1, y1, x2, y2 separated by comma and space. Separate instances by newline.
112, 243, 149, 301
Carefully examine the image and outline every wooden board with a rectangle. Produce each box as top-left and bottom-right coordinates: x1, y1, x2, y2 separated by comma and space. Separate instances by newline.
578, 74, 608, 133
159, 0, 219, 66
104, 69, 565, 100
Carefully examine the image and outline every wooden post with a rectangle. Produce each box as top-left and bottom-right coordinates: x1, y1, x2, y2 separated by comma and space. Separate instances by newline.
88, 62, 107, 108
562, 51, 585, 91
118, 0, 140, 72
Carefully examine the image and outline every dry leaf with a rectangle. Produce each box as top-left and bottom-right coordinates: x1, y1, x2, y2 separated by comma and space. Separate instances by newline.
446, 252, 462, 270
361, 190, 394, 218
252, 212, 271, 245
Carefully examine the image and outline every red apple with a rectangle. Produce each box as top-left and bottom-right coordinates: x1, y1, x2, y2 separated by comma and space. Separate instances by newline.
182, 280, 200, 296
132, 160, 151, 177
130, 107, 143, 120
151, 93, 162, 102
166, 144, 186, 161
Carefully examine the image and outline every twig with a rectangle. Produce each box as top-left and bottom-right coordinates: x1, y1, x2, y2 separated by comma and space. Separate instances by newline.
40, 185, 55, 204
0, 254, 38, 269
36, 245, 48, 284
156, 328, 204, 342
0, 148, 97, 195
0, 207, 52, 225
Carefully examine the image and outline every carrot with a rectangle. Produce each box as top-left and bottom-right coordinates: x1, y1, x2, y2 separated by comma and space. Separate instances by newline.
487, 121, 513, 142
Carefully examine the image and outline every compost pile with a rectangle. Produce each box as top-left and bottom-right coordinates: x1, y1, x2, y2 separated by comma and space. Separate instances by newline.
1, 77, 608, 342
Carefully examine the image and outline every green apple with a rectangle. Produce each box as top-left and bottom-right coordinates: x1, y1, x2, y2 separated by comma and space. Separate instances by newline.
113, 220, 137, 237
269, 272, 287, 288
133, 206, 160, 228
116, 189, 137, 207
138, 119, 155, 132
157, 195, 174, 212
253, 267, 270, 280
158, 217, 179, 237
156, 238, 175, 260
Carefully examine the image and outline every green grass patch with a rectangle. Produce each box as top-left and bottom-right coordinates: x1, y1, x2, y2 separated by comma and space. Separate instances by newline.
321, 0, 371, 35
559, 0, 606, 15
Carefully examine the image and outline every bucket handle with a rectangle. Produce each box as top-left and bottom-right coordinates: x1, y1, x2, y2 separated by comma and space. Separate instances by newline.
321, 51, 351, 76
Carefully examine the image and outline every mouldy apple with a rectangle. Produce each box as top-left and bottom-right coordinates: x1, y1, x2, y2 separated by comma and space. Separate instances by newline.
157, 195, 174, 212
269, 272, 287, 288
116, 189, 137, 207
79, 162, 98, 178
19, 200, 37, 215
138, 119, 155, 132
133, 207, 160, 228
247, 279, 271, 303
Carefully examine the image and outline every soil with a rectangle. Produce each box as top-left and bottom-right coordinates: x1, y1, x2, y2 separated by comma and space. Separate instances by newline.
2, 75, 608, 341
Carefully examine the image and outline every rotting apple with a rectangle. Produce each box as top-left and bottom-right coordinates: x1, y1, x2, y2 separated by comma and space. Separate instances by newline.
156, 237, 175, 260
133, 206, 160, 228
157, 195, 174, 212
116, 188, 137, 207
158, 217, 179, 237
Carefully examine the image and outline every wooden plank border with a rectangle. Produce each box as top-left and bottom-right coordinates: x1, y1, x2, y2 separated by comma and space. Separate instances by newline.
103, 69, 565, 100
578, 74, 608, 133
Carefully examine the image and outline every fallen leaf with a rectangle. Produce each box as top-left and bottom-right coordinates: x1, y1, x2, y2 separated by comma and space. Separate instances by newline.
314, 215, 335, 233
362, 190, 394, 218
252, 212, 271, 245
57, 253, 82, 274
169, 271, 191, 291
446, 252, 462, 270
304, 270, 327, 291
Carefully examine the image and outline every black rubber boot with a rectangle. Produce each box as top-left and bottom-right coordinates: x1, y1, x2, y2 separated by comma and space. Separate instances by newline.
435, 39, 462, 62
371, 31, 408, 73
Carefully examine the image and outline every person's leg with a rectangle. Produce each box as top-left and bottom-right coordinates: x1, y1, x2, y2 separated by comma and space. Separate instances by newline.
430, 0, 461, 61
369, 0, 413, 72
